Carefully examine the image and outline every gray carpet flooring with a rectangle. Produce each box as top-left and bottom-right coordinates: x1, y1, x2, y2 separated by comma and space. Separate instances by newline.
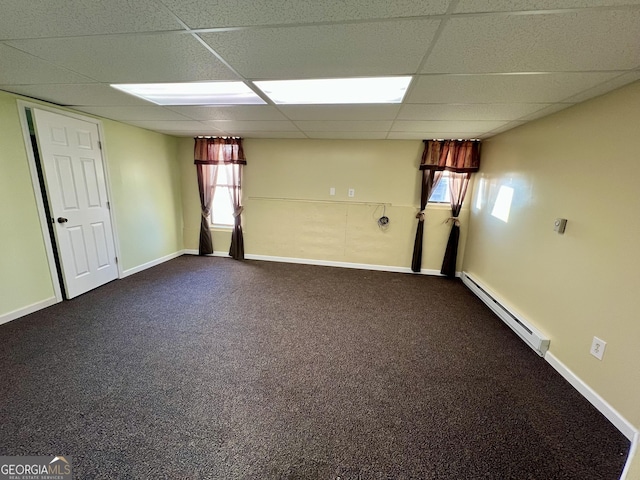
0, 256, 630, 479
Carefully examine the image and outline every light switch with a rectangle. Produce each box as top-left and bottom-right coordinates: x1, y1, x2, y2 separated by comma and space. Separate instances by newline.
329, 187, 335, 196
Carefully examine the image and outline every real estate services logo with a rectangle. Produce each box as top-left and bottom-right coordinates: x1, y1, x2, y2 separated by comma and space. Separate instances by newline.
0, 456, 72, 480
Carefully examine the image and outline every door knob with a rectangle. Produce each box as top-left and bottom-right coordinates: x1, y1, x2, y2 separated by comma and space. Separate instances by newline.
57, 217, 68, 224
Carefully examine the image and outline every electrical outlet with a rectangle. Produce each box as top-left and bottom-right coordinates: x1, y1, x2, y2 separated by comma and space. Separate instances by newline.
590, 336, 606, 360
348, 188, 355, 198
329, 187, 335, 196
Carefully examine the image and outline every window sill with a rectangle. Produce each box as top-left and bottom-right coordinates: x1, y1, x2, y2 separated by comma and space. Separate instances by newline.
211, 225, 233, 231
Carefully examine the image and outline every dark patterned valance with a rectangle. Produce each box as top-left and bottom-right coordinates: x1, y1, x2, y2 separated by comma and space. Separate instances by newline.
420, 140, 481, 173
194, 137, 246, 165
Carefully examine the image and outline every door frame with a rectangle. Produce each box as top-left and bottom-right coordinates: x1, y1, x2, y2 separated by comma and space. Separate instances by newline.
17, 100, 123, 302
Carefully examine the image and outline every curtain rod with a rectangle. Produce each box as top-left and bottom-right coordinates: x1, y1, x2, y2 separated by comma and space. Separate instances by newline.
425, 138, 481, 142
195, 135, 242, 139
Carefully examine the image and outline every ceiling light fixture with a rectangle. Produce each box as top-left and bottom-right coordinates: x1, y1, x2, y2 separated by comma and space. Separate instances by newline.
254, 76, 413, 104
111, 82, 266, 105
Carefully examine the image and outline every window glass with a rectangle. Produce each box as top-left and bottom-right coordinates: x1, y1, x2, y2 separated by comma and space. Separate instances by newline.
211, 165, 234, 227
429, 172, 450, 203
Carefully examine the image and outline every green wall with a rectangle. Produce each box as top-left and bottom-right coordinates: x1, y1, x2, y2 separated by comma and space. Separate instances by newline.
0, 90, 184, 320
102, 120, 183, 272
0, 92, 56, 316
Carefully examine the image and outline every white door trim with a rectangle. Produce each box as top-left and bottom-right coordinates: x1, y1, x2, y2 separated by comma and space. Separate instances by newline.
16, 100, 123, 302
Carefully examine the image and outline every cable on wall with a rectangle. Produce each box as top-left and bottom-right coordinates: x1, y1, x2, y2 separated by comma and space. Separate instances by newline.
373, 204, 390, 231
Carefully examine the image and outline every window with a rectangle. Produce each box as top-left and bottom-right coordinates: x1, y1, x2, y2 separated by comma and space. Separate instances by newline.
428, 171, 451, 203
211, 164, 235, 227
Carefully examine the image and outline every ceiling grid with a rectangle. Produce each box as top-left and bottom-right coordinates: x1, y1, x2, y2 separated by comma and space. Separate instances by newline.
0, 0, 638, 139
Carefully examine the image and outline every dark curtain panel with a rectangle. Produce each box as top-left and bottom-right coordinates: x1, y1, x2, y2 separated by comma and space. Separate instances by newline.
411, 140, 481, 274
195, 164, 218, 255
194, 137, 247, 259
440, 171, 472, 277
411, 169, 442, 272
439, 140, 481, 277
410, 140, 452, 272
228, 163, 244, 260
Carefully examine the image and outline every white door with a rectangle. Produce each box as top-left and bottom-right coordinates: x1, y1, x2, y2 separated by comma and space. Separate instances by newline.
33, 109, 118, 299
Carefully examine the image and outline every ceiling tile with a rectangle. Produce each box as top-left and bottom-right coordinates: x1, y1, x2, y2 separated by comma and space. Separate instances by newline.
406, 73, 621, 103
278, 105, 400, 121
199, 18, 440, 79
391, 120, 506, 132
156, 132, 194, 138
167, 105, 288, 121
397, 103, 554, 121
515, 104, 575, 121
455, 0, 640, 13
155, 130, 225, 138
1, 1, 636, 140
561, 71, 640, 103
204, 120, 299, 132
423, 10, 640, 73
0, 0, 182, 40
7, 33, 237, 83
0, 44, 93, 84
387, 132, 483, 140
219, 131, 308, 139
162, 0, 450, 28
294, 121, 392, 132
70, 106, 193, 122
305, 131, 388, 139
480, 122, 527, 138
123, 120, 219, 132
0, 84, 151, 106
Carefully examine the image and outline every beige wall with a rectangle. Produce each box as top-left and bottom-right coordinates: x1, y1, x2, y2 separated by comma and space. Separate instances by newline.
463, 81, 640, 458
179, 138, 469, 271
629, 455, 640, 480
0, 91, 184, 319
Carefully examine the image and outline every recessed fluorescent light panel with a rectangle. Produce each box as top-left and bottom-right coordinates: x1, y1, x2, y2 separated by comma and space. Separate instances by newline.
111, 82, 266, 105
254, 77, 412, 104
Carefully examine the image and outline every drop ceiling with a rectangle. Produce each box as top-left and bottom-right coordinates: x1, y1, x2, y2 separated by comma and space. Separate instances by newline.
1, 0, 639, 140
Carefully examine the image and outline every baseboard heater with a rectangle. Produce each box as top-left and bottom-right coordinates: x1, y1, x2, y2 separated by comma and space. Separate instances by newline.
461, 272, 550, 357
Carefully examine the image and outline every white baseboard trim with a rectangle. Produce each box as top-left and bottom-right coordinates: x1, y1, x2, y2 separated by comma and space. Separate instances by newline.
183, 249, 229, 257
121, 250, 186, 278
545, 351, 637, 441
243, 253, 461, 277
0, 296, 58, 326
184, 250, 461, 276
245, 253, 413, 273
1, 251, 187, 326
620, 431, 639, 480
